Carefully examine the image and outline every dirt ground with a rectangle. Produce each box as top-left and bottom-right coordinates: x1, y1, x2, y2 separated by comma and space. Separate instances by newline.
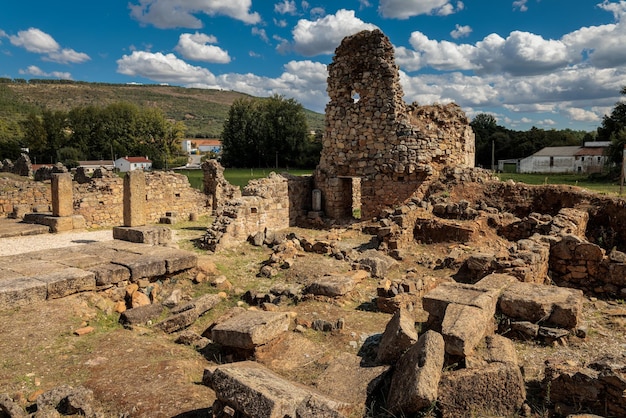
1, 220, 626, 417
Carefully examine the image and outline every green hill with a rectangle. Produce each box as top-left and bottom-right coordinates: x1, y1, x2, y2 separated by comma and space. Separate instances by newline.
0, 80, 325, 139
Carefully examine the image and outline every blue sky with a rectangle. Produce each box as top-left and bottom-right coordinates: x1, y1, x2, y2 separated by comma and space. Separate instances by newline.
1, 1, 626, 132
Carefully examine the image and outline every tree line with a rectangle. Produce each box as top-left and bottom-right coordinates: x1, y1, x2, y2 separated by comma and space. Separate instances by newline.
471, 87, 626, 176
471, 113, 593, 169
1, 102, 186, 168
220, 94, 321, 168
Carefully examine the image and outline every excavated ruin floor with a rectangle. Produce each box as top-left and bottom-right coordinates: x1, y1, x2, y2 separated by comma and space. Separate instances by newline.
0, 220, 626, 417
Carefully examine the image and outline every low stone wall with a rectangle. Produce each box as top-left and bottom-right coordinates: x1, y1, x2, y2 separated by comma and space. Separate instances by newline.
1, 171, 210, 228
202, 173, 313, 251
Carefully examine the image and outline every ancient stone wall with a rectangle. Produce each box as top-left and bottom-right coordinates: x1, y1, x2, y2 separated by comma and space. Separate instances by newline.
202, 173, 313, 251
315, 29, 475, 220
0, 171, 210, 228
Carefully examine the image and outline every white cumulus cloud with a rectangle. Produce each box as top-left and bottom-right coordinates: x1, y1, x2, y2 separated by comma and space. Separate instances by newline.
174, 32, 230, 63
281, 9, 377, 56
9, 27, 90, 64
19, 65, 72, 79
378, 0, 462, 19
129, 0, 261, 29
117, 51, 218, 84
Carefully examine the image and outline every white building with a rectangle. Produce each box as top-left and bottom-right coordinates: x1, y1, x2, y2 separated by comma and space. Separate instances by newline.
114, 156, 152, 172
77, 160, 114, 174
517, 142, 610, 174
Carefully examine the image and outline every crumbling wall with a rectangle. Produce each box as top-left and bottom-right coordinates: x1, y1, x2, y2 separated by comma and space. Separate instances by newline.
202, 173, 299, 251
202, 160, 241, 214
315, 29, 475, 220
0, 171, 210, 228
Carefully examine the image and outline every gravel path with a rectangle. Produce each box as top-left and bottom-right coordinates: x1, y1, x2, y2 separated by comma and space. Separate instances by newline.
0, 229, 115, 257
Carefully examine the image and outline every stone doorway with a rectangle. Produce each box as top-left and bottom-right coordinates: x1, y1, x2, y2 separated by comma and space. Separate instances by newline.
337, 176, 362, 219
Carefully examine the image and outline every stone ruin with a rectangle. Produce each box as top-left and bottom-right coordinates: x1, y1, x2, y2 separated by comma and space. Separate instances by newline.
4, 29, 626, 418
193, 29, 626, 417
315, 29, 474, 219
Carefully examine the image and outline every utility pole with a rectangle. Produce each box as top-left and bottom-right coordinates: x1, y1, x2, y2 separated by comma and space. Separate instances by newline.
619, 144, 626, 196
491, 139, 495, 171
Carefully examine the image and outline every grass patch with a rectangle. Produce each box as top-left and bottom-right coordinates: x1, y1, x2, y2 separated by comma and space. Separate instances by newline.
175, 167, 313, 190
496, 172, 623, 195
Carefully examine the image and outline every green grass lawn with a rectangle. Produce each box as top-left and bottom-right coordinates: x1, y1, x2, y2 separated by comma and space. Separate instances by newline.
496, 172, 623, 195
175, 168, 624, 196
175, 167, 313, 190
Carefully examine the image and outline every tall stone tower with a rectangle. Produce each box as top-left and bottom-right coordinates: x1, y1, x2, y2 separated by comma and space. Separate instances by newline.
315, 29, 475, 219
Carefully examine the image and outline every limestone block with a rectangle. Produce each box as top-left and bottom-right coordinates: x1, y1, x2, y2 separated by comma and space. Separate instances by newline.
144, 247, 197, 273
119, 303, 165, 326
0, 276, 47, 309
441, 303, 494, 357
31, 268, 96, 299
206, 361, 348, 418
437, 363, 526, 418
156, 294, 222, 333
387, 330, 445, 415
88, 263, 131, 286
111, 253, 166, 281
51, 173, 73, 217
211, 311, 291, 350
465, 335, 519, 369
306, 270, 369, 297
422, 282, 498, 329
376, 308, 418, 364
474, 273, 517, 294
123, 170, 146, 227
112, 225, 171, 245
499, 282, 583, 329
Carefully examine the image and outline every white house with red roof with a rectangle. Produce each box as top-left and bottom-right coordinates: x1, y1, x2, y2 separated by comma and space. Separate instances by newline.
114, 156, 152, 172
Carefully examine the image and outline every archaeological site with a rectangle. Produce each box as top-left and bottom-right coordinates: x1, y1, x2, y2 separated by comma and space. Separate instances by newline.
2, 29, 626, 418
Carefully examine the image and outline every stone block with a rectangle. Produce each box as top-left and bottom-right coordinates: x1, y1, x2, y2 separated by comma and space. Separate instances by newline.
32, 268, 96, 299
438, 363, 526, 418
422, 282, 498, 329
306, 270, 369, 297
51, 173, 73, 217
156, 294, 221, 333
387, 330, 445, 415
144, 247, 197, 273
111, 253, 166, 281
88, 263, 131, 286
376, 308, 418, 364
441, 303, 494, 357
119, 303, 165, 326
112, 226, 172, 245
0, 276, 47, 309
123, 170, 146, 227
465, 335, 519, 369
206, 361, 348, 418
211, 311, 291, 350
499, 281, 583, 329
474, 273, 517, 294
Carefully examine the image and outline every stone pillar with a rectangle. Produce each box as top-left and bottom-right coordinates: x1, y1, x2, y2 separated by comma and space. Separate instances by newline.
312, 189, 322, 212
123, 170, 146, 227
51, 173, 73, 217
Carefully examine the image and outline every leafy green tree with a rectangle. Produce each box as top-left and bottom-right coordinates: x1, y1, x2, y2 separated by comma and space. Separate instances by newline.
21, 112, 47, 162
221, 95, 310, 168
601, 87, 626, 167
